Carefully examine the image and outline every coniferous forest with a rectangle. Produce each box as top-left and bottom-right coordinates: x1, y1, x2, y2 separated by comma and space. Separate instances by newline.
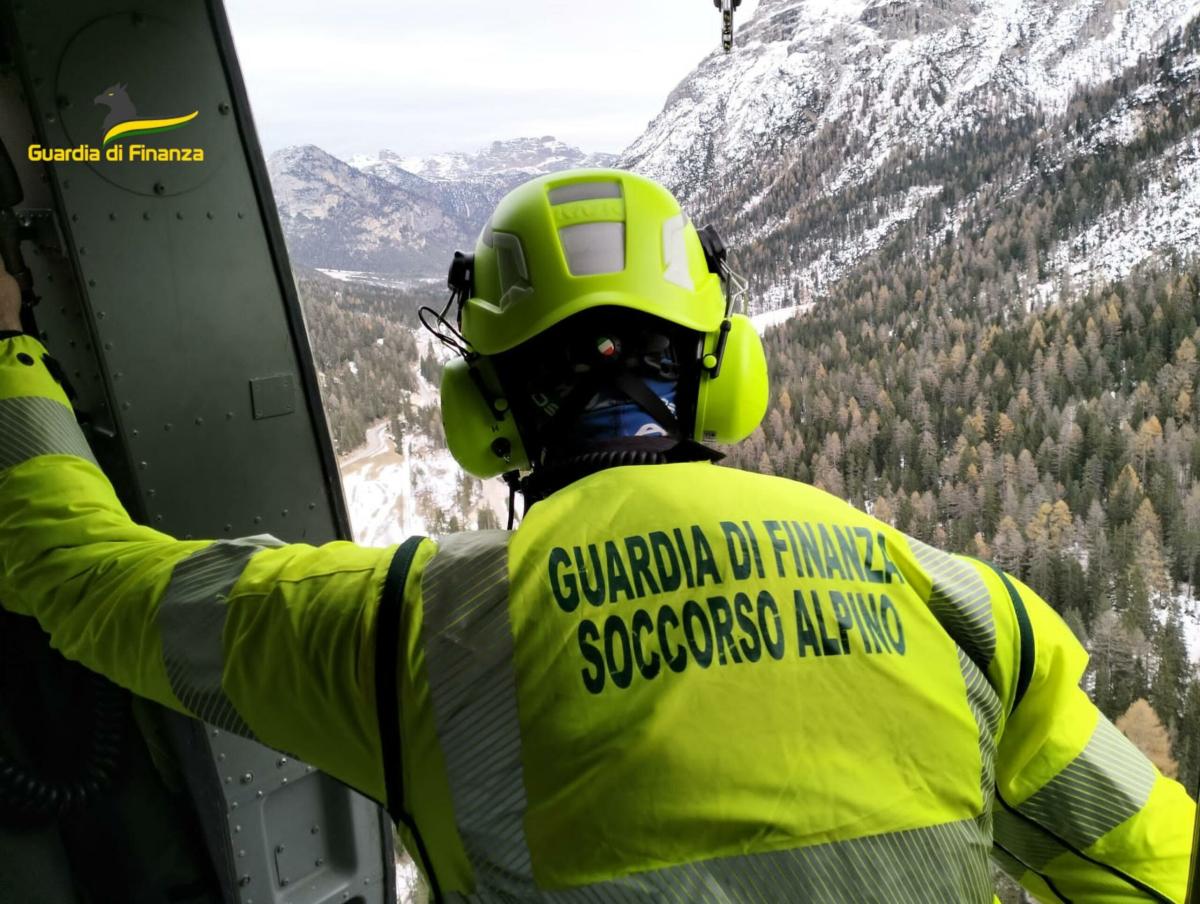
294, 271, 445, 453
725, 253, 1200, 795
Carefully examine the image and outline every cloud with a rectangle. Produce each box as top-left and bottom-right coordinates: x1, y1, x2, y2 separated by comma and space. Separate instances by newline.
226, 0, 759, 158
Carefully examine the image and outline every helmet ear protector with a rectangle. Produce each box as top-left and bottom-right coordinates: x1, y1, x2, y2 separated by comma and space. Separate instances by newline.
692, 226, 768, 443
437, 228, 768, 479
441, 353, 530, 477
434, 251, 533, 477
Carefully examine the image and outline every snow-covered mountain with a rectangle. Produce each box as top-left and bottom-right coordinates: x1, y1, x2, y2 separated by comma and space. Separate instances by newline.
352, 136, 616, 187
626, 0, 1199, 201
621, 0, 1200, 309
268, 144, 469, 275
269, 138, 615, 277
268, 3, 1200, 298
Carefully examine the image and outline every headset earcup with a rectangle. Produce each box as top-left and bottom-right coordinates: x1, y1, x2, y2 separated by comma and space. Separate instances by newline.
440, 357, 530, 478
693, 314, 769, 444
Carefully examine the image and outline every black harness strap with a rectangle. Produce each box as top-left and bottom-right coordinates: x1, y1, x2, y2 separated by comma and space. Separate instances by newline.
978, 560, 1035, 714
374, 535, 443, 901
611, 367, 683, 438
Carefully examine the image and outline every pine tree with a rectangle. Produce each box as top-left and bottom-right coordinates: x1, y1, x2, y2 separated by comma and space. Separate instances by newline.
1116, 698, 1179, 778
1123, 564, 1154, 639
1179, 482, 1200, 591
1109, 465, 1143, 525
1132, 497, 1171, 602
1149, 612, 1190, 729
992, 515, 1026, 576
1176, 680, 1200, 796
1090, 610, 1150, 718
1062, 607, 1089, 647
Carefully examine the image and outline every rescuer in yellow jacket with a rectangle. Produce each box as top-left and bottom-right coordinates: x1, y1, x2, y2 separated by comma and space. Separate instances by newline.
0, 168, 1193, 902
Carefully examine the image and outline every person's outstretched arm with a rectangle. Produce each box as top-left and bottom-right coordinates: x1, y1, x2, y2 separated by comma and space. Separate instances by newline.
967, 558, 1195, 902
0, 270, 408, 802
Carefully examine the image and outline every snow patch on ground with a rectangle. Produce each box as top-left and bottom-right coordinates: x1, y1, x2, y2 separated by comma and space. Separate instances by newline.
750, 302, 813, 335
1184, 610, 1200, 664
338, 421, 510, 545
779, 185, 943, 300
317, 268, 443, 291
336, 332, 508, 545
1159, 592, 1200, 664
1050, 129, 1200, 285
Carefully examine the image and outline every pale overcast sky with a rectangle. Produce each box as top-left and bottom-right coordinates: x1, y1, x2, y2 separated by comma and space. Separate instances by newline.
224, 0, 759, 160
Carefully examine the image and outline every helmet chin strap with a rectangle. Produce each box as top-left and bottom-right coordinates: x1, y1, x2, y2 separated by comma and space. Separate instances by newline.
606, 368, 684, 440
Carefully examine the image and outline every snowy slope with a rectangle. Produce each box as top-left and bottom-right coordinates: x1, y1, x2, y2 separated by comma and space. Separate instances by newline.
338, 420, 510, 543
750, 303, 812, 334
337, 333, 509, 544
625, 0, 1200, 204
620, 0, 1200, 313
1050, 130, 1200, 284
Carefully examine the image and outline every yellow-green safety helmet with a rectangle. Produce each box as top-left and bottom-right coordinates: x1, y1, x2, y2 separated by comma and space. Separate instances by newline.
440, 168, 769, 478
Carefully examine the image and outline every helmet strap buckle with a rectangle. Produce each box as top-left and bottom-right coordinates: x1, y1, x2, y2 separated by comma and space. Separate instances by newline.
446, 251, 475, 325
697, 224, 748, 376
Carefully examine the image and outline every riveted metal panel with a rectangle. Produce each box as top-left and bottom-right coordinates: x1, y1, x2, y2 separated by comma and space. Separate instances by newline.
251, 374, 296, 421
0, 2, 395, 903
8, 0, 349, 543
210, 728, 390, 904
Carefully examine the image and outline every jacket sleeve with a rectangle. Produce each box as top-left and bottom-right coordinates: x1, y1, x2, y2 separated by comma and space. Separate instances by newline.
0, 334, 402, 802
973, 562, 1196, 903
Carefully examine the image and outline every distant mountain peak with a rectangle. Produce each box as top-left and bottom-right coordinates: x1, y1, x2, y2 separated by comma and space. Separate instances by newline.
268, 137, 617, 277
351, 136, 617, 186
270, 143, 343, 167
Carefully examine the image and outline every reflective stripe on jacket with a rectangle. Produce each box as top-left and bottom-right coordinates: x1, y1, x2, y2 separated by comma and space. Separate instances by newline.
0, 334, 1193, 902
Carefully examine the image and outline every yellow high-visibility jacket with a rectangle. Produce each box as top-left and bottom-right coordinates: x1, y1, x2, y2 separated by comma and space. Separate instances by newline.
0, 334, 1193, 902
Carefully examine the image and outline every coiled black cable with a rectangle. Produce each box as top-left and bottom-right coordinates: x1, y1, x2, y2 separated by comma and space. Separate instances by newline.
0, 653, 125, 826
